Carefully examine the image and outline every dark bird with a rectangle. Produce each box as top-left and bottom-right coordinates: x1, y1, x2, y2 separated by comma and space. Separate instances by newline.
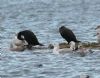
59, 26, 79, 43
17, 30, 43, 49
59, 26, 80, 50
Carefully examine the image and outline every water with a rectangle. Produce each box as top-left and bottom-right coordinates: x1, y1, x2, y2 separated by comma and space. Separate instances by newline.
0, 0, 100, 78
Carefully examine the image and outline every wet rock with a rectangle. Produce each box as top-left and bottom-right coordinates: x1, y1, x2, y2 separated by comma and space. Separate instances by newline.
58, 42, 100, 49
48, 44, 54, 49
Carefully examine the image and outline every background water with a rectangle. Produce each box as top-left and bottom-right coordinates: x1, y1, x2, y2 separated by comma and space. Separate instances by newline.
0, 0, 100, 78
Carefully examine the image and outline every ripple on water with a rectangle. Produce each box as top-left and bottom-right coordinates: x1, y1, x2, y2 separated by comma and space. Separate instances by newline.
1, 0, 100, 78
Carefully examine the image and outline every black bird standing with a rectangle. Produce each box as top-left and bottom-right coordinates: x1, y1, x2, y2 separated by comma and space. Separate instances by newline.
59, 26, 79, 43
17, 30, 43, 49
59, 26, 80, 50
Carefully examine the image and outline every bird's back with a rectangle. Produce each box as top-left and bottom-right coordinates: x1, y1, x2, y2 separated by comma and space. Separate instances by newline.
59, 26, 78, 43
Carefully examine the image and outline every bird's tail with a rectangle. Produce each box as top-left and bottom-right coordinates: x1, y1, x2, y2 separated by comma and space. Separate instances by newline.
39, 43, 44, 46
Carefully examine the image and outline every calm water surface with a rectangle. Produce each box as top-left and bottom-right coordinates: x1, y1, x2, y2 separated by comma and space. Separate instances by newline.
0, 0, 100, 78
